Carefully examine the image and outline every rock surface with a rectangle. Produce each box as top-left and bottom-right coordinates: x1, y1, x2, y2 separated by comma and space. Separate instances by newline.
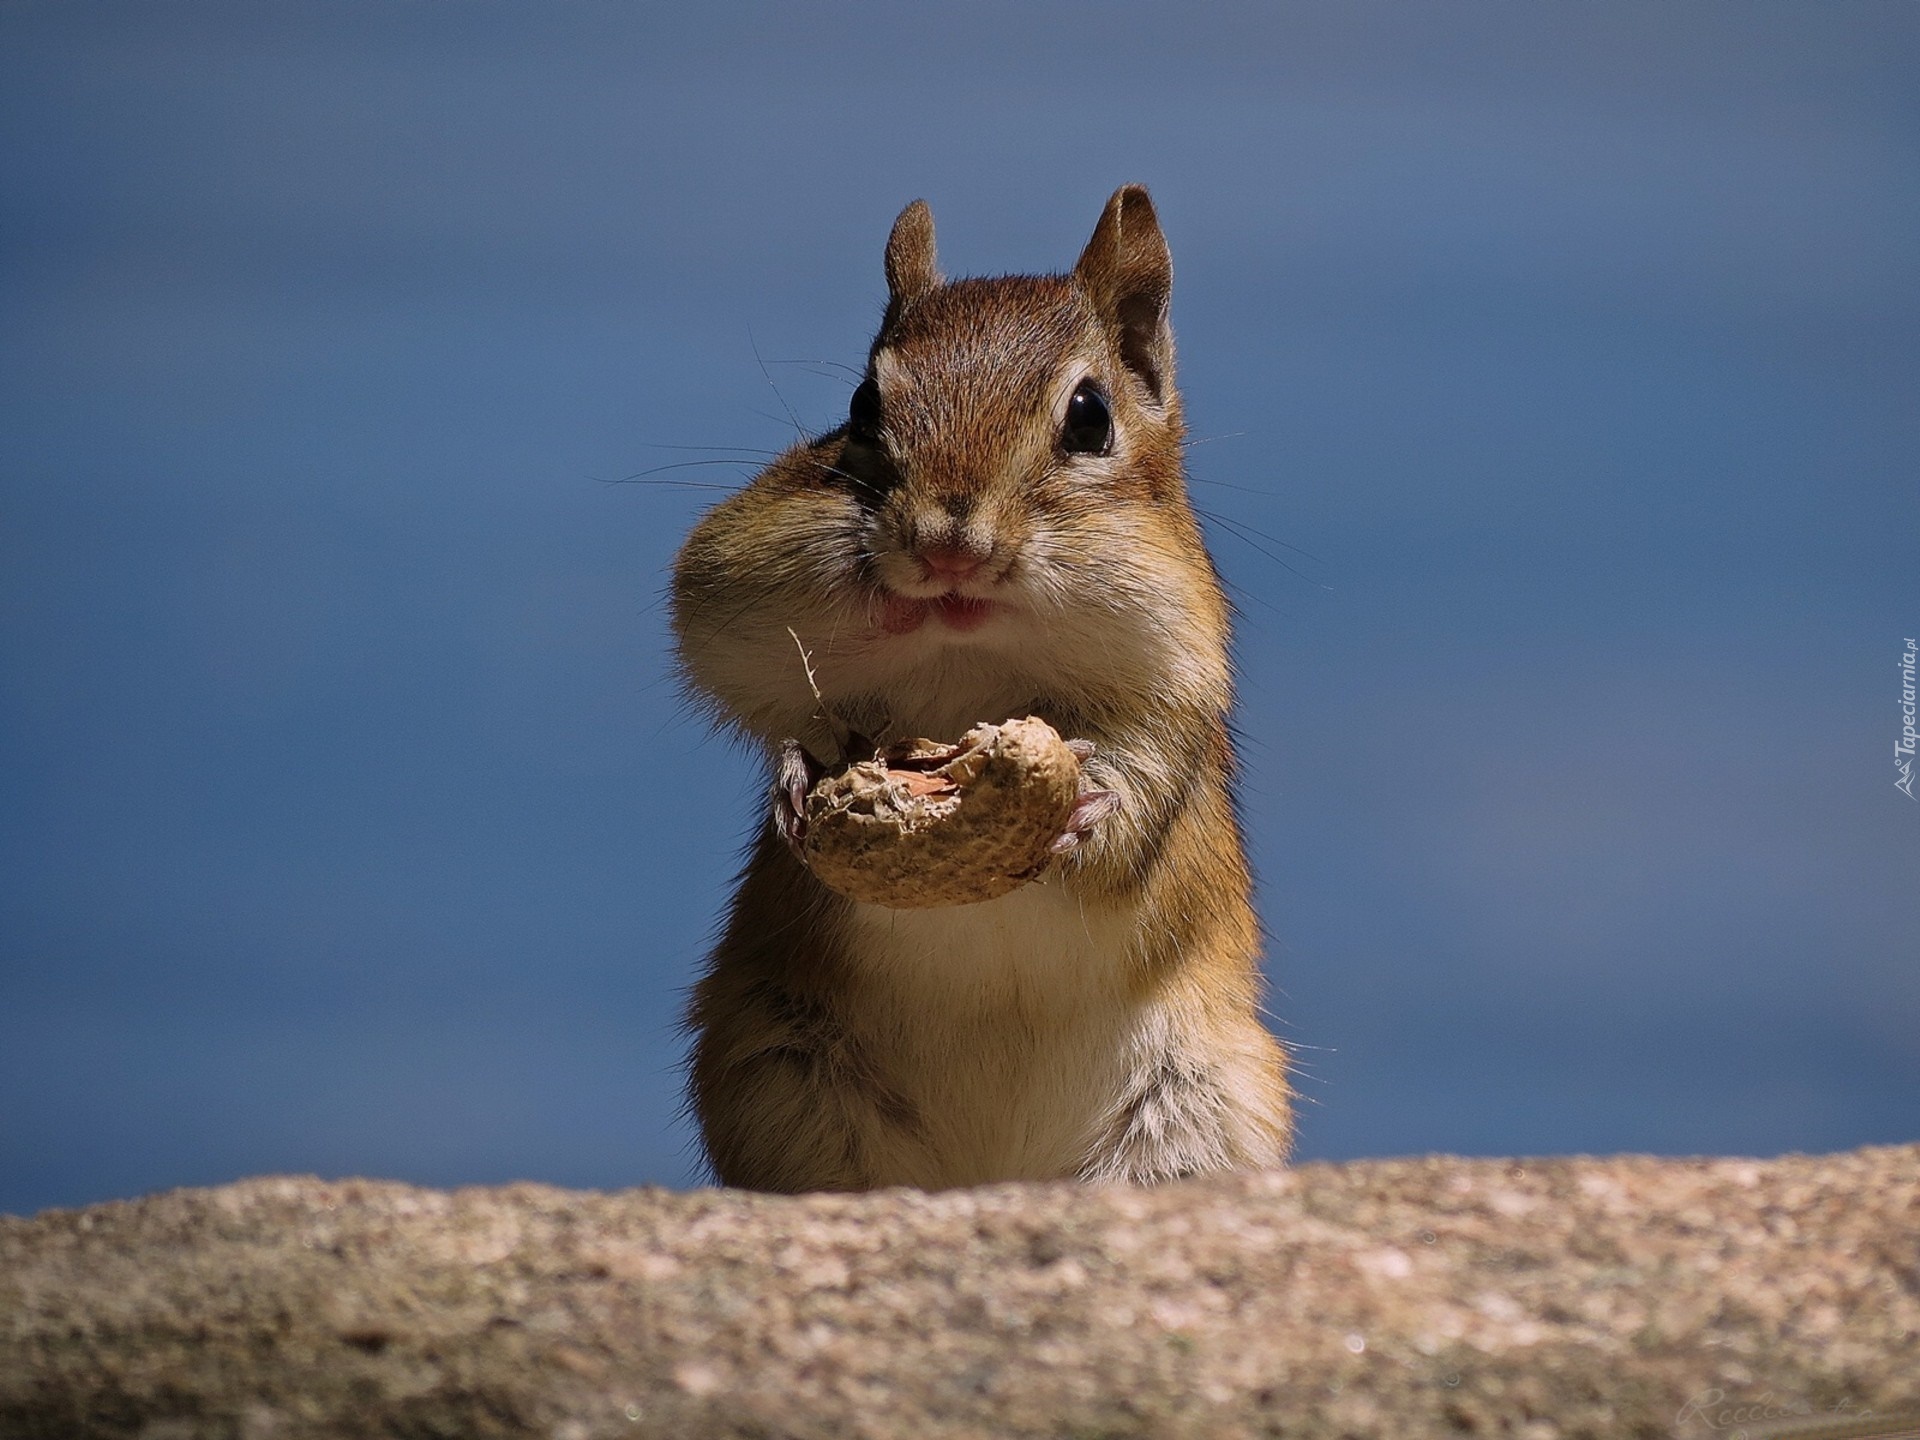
2, 1146, 1916, 1439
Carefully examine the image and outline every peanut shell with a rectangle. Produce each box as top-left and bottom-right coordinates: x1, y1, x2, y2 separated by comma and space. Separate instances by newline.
801, 716, 1081, 908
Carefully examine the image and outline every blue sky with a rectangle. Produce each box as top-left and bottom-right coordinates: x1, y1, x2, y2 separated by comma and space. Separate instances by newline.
2, 2, 1915, 1215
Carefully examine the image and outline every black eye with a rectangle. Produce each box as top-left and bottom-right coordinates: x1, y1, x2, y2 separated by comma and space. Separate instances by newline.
847, 377, 883, 443
1061, 379, 1111, 456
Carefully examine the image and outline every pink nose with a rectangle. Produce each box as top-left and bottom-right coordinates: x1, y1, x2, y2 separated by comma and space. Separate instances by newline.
919, 545, 984, 582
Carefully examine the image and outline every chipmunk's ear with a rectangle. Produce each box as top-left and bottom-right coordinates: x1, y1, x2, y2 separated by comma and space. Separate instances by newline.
884, 199, 942, 308
1075, 185, 1174, 401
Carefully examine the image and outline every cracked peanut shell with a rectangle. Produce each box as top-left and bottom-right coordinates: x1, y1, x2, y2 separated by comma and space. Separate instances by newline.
800, 716, 1081, 909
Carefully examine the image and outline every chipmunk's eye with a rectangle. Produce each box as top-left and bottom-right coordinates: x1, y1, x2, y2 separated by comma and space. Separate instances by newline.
847, 377, 883, 444
1061, 379, 1111, 456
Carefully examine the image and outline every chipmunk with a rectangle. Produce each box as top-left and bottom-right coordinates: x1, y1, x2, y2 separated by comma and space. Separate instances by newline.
671, 186, 1291, 1191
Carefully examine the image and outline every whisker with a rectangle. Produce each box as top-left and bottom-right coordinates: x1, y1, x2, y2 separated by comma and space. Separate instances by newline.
1214, 568, 1290, 621
748, 327, 808, 442
747, 405, 813, 434
1185, 475, 1323, 563
633, 442, 785, 456
1196, 508, 1333, 589
764, 358, 866, 384
1187, 474, 1277, 497
597, 478, 739, 492
605, 458, 764, 480
805, 455, 886, 503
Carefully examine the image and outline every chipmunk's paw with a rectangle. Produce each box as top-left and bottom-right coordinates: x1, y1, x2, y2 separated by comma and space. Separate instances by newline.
774, 739, 824, 858
1050, 739, 1118, 854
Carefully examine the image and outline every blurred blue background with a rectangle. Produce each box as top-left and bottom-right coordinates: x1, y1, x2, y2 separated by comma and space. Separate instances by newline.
3, 3, 1915, 1216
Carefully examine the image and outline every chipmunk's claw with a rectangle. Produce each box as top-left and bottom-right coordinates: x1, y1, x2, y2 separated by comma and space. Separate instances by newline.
1050, 788, 1119, 853
1052, 737, 1118, 855
775, 739, 823, 858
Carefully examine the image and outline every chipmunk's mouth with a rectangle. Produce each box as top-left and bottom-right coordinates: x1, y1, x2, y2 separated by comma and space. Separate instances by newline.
879, 592, 998, 635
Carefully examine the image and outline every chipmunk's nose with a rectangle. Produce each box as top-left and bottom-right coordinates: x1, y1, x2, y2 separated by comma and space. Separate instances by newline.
918, 543, 985, 583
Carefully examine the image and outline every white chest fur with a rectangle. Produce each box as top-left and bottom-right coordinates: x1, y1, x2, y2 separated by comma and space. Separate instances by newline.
834, 878, 1152, 1187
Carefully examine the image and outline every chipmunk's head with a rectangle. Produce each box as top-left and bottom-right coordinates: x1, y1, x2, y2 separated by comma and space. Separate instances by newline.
674, 186, 1231, 750
847, 187, 1189, 631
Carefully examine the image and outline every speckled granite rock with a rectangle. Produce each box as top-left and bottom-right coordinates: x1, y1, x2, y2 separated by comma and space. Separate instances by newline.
2, 1147, 1916, 1439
